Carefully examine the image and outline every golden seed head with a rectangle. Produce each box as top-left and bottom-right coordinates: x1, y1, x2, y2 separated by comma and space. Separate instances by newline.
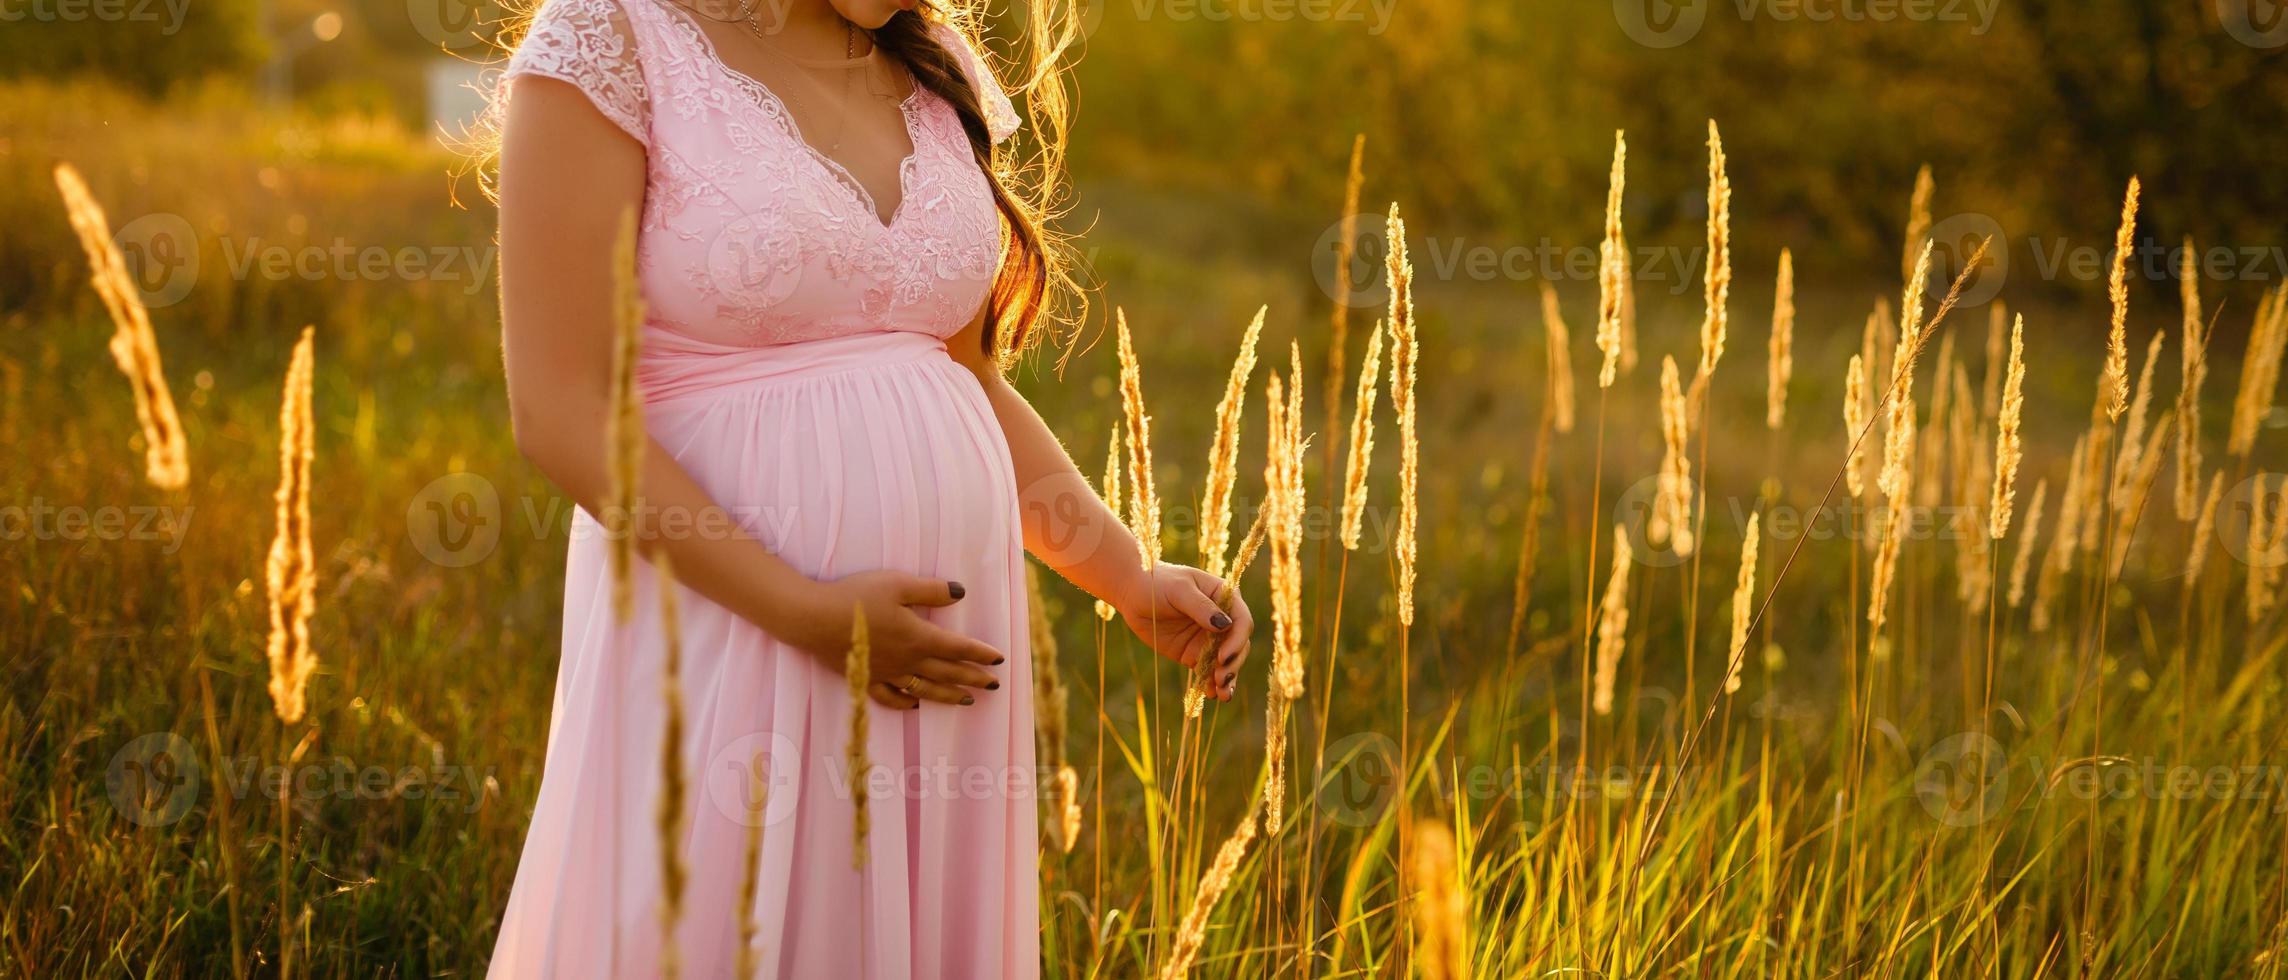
265, 327, 318, 725
1767, 248, 1795, 430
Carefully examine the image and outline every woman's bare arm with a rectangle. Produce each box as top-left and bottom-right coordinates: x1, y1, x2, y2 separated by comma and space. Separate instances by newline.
944, 318, 1254, 699
498, 76, 1000, 705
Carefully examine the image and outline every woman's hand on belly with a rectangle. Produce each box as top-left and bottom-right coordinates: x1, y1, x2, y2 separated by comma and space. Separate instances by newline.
788, 571, 1007, 709
1113, 563, 1253, 703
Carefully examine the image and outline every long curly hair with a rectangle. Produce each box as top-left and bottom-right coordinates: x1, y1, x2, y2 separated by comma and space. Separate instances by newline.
467, 0, 1087, 365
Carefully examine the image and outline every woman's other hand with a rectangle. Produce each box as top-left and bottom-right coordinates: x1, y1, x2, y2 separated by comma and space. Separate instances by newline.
795, 571, 1004, 710
1115, 563, 1253, 702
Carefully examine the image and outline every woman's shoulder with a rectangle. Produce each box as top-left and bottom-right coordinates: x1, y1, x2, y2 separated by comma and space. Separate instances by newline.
501, 0, 653, 146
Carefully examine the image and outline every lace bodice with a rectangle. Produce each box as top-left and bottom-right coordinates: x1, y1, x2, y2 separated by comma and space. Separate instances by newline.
494, 0, 1020, 347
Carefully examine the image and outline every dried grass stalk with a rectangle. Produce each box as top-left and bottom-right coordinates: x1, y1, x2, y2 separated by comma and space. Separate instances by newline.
1159, 805, 1259, 980
1591, 524, 1634, 716
1990, 315, 2026, 540
1027, 564, 1082, 848
1540, 282, 1576, 434
2110, 411, 2174, 578
607, 209, 647, 623
735, 748, 768, 980
1650, 357, 1696, 556
2100, 177, 2142, 422
655, 551, 688, 979
1903, 164, 1933, 285
1698, 120, 1732, 382
1200, 307, 1264, 578
2008, 478, 2048, 609
1325, 134, 1367, 452
1098, 426, 1122, 621
845, 605, 871, 868
2185, 471, 2224, 585
2228, 285, 2288, 457
1339, 321, 1385, 550
1386, 203, 1421, 625
265, 327, 318, 725
1725, 512, 1761, 693
53, 163, 190, 490
1844, 354, 1870, 500
1116, 310, 1161, 568
1410, 819, 1470, 980
1596, 132, 1629, 388
1767, 248, 1794, 430
2175, 238, 2208, 520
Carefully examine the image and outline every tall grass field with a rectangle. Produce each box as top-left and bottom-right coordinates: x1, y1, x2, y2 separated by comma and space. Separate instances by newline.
5, 73, 2288, 979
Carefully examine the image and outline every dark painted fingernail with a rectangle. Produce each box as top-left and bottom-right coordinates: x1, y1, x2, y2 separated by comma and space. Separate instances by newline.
1210, 612, 1232, 630
992, 656, 1006, 665
986, 681, 1000, 690
948, 581, 966, 600
960, 695, 975, 705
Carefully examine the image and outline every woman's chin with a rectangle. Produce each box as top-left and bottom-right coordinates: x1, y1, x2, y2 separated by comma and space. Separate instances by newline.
837, 0, 912, 30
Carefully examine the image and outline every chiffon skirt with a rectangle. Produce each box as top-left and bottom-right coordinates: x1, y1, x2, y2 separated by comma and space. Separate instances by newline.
488, 330, 1039, 979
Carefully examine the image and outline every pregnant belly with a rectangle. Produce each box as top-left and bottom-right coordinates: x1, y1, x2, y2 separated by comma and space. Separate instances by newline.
639, 331, 1019, 581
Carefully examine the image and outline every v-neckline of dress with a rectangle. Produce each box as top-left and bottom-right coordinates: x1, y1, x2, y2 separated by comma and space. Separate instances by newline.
655, 0, 926, 231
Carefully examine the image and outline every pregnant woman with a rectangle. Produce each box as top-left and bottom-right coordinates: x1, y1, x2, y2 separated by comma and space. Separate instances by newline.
480, 0, 1254, 975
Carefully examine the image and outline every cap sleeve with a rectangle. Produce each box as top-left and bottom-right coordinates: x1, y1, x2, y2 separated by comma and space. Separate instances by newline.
499, 0, 651, 147
930, 21, 1019, 145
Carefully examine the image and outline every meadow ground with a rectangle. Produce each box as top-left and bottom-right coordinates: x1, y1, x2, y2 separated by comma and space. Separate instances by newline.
5, 81, 2288, 978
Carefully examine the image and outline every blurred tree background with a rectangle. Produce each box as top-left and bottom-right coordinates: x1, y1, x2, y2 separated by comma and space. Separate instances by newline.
3, 0, 2283, 294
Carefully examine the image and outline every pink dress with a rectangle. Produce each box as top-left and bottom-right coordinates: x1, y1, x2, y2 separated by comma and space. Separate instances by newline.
485, 3, 1038, 977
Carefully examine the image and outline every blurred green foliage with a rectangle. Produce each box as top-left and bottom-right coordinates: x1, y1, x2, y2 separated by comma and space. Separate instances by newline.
8, 0, 2282, 282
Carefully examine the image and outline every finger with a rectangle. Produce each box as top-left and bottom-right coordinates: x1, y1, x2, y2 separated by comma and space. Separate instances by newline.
898, 672, 977, 706
917, 657, 1000, 693
1216, 596, 1256, 668
922, 624, 1005, 666
868, 681, 920, 710
901, 574, 968, 608
1165, 571, 1233, 632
